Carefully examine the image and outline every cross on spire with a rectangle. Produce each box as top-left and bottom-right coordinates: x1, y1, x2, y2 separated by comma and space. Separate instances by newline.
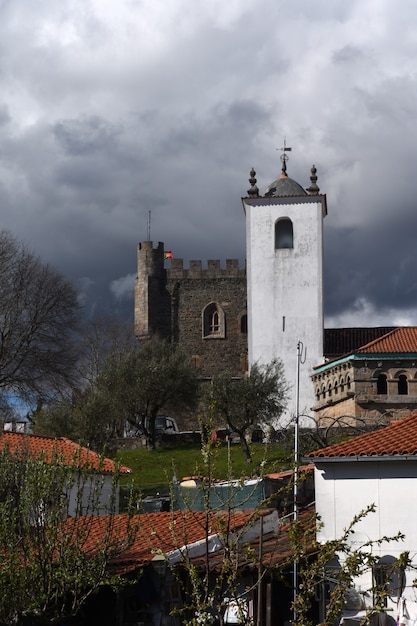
277, 138, 292, 175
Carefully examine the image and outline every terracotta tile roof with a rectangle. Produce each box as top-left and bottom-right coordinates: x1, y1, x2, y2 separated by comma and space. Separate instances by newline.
306, 413, 417, 459
354, 326, 417, 354
69, 507, 316, 575
0, 432, 131, 474
64, 509, 271, 575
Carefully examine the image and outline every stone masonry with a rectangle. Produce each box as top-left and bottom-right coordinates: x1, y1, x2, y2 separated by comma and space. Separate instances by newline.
135, 241, 248, 379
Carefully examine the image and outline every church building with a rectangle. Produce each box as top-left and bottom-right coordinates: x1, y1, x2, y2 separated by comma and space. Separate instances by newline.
135, 154, 417, 431
135, 155, 327, 428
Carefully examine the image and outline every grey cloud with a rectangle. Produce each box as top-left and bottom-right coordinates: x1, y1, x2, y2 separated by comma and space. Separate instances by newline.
0, 0, 416, 328
53, 116, 120, 157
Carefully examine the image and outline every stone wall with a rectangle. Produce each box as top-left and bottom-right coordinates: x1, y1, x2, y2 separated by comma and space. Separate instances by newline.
135, 242, 248, 379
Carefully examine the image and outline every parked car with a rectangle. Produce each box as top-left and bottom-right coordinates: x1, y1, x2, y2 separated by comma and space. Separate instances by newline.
154, 416, 179, 434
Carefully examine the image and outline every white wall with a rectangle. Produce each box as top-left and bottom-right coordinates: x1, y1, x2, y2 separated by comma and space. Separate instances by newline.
245, 197, 325, 427
314, 460, 417, 604
67, 473, 119, 516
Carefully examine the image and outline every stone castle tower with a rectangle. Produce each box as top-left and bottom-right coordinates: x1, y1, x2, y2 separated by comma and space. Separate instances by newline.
135, 241, 247, 378
242, 160, 327, 426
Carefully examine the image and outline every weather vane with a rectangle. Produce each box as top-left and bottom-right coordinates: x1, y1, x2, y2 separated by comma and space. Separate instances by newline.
277, 138, 292, 174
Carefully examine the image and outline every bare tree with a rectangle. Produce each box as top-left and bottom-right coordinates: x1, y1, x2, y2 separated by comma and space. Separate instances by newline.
0, 231, 80, 403
298, 411, 394, 453
76, 315, 138, 391
33, 317, 139, 449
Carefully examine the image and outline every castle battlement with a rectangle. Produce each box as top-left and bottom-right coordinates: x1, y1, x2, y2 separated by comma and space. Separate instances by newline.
168, 258, 246, 280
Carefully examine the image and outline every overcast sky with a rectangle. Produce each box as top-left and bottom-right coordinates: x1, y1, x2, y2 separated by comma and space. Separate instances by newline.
1, 0, 416, 327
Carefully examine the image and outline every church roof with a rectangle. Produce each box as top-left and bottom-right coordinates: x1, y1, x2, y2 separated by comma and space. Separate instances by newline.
306, 413, 417, 459
323, 327, 396, 359
354, 326, 417, 354
315, 326, 417, 373
263, 174, 308, 198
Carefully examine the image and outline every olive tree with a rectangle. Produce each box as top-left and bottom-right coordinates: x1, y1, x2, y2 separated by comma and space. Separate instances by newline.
0, 230, 80, 403
97, 339, 199, 449
206, 359, 288, 462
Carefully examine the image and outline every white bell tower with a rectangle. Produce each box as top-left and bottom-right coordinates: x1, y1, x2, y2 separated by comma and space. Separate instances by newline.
242, 151, 327, 427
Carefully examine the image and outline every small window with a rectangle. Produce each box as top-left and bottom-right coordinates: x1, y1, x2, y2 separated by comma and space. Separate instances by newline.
347, 376, 351, 390
398, 374, 408, 395
275, 218, 293, 249
377, 374, 388, 395
239, 313, 248, 334
202, 302, 225, 339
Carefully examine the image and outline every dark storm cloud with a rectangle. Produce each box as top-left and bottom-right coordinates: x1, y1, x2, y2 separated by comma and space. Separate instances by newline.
0, 0, 416, 326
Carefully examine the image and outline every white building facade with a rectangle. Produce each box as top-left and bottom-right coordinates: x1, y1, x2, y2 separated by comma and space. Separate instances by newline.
242, 164, 327, 426
308, 414, 417, 624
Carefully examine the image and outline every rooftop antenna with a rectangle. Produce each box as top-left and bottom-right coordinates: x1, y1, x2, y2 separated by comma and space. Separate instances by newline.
147, 210, 151, 241
277, 137, 292, 176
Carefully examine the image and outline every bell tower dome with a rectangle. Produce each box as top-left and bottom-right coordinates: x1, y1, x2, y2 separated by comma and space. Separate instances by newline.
242, 155, 327, 427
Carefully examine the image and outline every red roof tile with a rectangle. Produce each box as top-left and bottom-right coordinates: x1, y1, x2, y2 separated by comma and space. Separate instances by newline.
307, 413, 417, 459
354, 326, 417, 354
63, 509, 270, 575
0, 432, 131, 474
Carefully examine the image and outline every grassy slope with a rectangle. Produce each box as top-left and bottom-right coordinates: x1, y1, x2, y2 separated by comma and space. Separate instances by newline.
116, 441, 290, 496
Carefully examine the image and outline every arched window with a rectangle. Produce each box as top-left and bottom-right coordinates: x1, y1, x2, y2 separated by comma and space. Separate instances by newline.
239, 313, 248, 334
340, 377, 345, 393
377, 374, 387, 394
275, 218, 293, 249
398, 374, 408, 395
346, 376, 351, 390
202, 302, 225, 339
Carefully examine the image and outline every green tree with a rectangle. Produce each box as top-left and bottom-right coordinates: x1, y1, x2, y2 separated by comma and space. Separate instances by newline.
206, 359, 288, 462
0, 444, 135, 626
97, 339, 199, 449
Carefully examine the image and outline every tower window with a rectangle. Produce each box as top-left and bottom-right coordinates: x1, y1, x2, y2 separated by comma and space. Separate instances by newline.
275, 218, 294, 249
202, 302, 225, 339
